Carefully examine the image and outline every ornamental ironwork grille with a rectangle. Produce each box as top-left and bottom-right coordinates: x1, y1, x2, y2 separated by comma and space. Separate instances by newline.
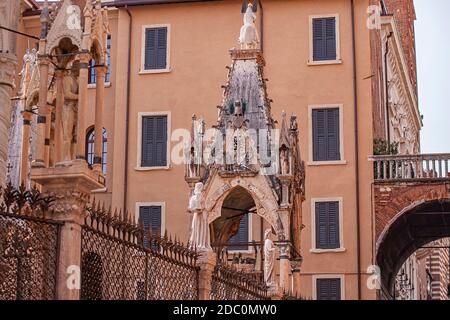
80, 202, 199, 300
210, 262, 268, 300
0, 184, 60, 300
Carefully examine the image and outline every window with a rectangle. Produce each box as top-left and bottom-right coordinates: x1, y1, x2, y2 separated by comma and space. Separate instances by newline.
312, 17, 337, 61
228, 214, 249, 251
143, 26, 168, 71
315, 201, 340, 250
88, 35, 111, 84
309, 15, 340, 64
141, 115, 168, 168
312, 108, 341, 162
86, 127, 107, 175
316, 278, 342, 300
139, 205, 162, 247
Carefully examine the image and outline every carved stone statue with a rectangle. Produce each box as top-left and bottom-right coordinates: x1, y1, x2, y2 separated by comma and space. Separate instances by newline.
188, 147, 198, 178
264, 228, 276, 286
280, 145, 290, 175
188, 182, 203, 211
239, 3, 259, 49
61, 61, 79, 162
188, 182, 211, 251
290, 115, 298, 132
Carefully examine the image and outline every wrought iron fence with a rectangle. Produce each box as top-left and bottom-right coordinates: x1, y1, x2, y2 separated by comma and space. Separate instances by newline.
80, 201, 199, 300
210, 262, 268, 300
0, 184, 60, 300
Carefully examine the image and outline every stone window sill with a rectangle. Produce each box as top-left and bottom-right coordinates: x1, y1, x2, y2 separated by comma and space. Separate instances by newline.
88, 82, 112, 89
307, 160, 347, 166
307, 59, 343, 66
310, 248, 346, 254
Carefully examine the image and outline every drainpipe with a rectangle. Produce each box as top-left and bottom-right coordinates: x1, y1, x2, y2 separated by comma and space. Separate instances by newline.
384, 32, 393, 143
259, 0, 264, 52
123, 6, 132, 212
350, 0, 362, 300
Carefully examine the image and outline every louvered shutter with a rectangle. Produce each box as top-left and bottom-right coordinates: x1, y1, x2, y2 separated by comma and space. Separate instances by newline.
315, 202, 328, 249
313, 109, 327, 161
156, 28, 167, 69
142, 116, 167, 167
325, 18, 337, 60
155, 116, 167, 167
316, 201, 340, 249
150, 206, 162, 235
144, 28, 157, 70
327, 109, 340, 161
313, 108, 340, 162
327, 202, 340, 249
313, 18, 325, 61
141, 117, 154, 167
139, 206, 162, 248
329, 278, 341, 300
140, 206, 151, 247
317, 278, 341, 300
313, 17, 337, 61
228, 214, 249, 251
144, 27, 167, 70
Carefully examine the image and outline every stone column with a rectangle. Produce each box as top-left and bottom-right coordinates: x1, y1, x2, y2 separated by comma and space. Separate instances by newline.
20, 110, 33, 184
53, 69, 64, 164
277, 242, 290, 290
0, 53, 17, 185
44, 104, 53, 167
93, 65, 106, 172
31, 161, 104, 299
75, 53, 90, 161
33, 54, 49, 168
290, 257, 302, 296
197, 250, 216, 300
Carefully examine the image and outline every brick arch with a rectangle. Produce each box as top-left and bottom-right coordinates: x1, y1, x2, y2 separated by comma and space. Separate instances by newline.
374, 181, 450, 297
374, 182, 450, 240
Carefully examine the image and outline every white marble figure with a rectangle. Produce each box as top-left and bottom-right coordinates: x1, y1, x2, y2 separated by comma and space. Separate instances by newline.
188, 182, 211, 251
61, 61, 79, 162
239, 3, 259, 49
264, 228, 276, 286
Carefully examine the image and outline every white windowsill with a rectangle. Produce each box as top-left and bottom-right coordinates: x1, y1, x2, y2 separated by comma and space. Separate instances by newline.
139, 68, 172, 75
88, 82, 112, 89
307, 160, 347, 166
134, 165, 171, 171
310, 248, 346, 254
307, 59, 342, 66
228, 248, 254, 254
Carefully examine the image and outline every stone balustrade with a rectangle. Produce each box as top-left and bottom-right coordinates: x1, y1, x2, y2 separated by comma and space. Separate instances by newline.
371, 154, 450, 181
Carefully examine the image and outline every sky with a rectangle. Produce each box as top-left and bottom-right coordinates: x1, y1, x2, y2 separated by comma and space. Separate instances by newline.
414, 0, 450, 153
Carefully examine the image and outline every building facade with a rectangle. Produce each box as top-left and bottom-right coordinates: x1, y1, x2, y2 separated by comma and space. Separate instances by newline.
10, 0, 449, 300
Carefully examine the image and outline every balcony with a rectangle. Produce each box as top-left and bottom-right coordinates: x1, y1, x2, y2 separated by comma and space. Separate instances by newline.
370, 154, 450, 182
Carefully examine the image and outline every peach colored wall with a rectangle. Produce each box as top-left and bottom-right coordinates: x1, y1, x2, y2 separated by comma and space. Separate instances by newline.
17, 0, 380, 300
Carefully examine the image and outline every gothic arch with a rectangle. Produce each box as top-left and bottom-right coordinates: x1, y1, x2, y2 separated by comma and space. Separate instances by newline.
90, 38, 105, 65
204, 176, 282, 236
